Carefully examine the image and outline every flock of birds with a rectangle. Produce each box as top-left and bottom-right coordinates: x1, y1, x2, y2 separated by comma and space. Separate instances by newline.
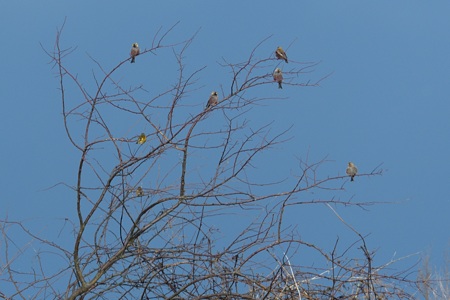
129, 43, 287, 100
128, 43, 358, 196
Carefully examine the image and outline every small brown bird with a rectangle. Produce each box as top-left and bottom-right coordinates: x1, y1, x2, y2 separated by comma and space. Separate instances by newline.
206, 91, 218, 109
275, 46, 288, 63
136, 133, 146, 145
130, 43, 140, 63
273, 68, 283, 89
136, 186, 144, 197
346, 162, 358, 182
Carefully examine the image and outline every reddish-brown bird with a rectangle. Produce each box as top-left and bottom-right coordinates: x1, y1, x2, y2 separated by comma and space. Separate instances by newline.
130, 43, 140, 63
273, 68, 283, 89
206, 91, 218, 109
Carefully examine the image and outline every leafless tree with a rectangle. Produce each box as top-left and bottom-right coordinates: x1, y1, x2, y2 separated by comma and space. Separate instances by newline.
417, 253, 450, 300
0, 22, 425, 299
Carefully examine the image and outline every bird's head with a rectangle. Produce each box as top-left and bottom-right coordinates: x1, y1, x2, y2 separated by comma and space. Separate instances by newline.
211, 91, 218, 96
132, 43, 139, 48
275, 68, 281, 73
348, 162, 354, 167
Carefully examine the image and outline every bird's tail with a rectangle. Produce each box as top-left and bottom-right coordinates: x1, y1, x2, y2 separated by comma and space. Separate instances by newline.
131, 57, 135, 63
278, 82, 283, 89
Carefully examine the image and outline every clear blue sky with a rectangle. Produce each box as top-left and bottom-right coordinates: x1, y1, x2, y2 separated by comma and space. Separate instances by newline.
1, 0, 449, 293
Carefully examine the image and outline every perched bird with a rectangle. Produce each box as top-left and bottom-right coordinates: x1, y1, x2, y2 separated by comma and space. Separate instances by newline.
346, 162, 358, 182
206, 91, 218, 109
136, 186, 144, 197
136, 133, 146, 145
273, 68, 283, 89
130, 43, 140, 63
275, 46, 288, 63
